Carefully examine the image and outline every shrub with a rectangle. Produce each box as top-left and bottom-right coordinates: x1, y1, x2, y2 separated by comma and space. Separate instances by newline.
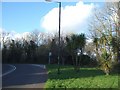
80, 55, 97, 67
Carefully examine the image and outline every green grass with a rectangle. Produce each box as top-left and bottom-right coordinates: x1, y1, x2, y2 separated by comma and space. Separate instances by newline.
45, 64, 119, 89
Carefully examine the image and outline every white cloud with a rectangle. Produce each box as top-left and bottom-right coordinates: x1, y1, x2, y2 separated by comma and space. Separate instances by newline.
41, 1, 95, 34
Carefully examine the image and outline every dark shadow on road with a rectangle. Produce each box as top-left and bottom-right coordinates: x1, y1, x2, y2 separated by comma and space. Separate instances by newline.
2, 64, 14, 74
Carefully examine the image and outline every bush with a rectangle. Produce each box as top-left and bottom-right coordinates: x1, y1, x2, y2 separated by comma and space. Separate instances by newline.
79, 55, 97, 67
112, 62, 120, 74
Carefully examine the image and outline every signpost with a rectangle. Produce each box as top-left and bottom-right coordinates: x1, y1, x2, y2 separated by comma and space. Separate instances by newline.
49, 52, 52, 64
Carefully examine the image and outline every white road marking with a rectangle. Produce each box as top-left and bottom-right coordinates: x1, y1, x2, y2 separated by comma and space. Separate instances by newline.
0, 64, 16, 77
30, 64, 46, 69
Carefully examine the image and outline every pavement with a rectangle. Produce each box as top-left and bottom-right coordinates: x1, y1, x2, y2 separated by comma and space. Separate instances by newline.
2, 64, 48, 89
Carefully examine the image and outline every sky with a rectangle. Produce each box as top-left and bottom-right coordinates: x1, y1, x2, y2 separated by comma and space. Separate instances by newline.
1, 1, 105, 39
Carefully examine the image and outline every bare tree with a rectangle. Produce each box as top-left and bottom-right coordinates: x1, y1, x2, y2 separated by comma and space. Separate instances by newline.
89, 2, 120, 75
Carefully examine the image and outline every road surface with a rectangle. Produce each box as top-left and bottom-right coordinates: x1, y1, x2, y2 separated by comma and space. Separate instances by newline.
2, 64, 48, 89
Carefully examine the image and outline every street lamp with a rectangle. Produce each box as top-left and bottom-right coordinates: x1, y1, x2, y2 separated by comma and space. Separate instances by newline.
45, 0, 61, 74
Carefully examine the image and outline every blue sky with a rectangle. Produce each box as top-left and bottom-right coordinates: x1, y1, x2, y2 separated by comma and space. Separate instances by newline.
1, 1, 104, 35
2, 2, 57, 33
2, 2, 78, 33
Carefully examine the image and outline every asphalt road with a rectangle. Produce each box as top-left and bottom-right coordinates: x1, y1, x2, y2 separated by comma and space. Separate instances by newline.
2, 64, 48, 89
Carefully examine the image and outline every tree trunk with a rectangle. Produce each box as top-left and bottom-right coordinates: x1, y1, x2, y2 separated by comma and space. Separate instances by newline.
72, 55, 75, 66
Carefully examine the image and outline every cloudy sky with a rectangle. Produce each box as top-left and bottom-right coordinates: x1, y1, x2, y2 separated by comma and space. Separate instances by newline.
1, 1, 104, 38
41, 1, 94, 34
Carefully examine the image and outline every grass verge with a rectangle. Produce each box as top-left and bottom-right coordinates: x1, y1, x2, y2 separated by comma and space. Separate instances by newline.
45, 64, 119, 89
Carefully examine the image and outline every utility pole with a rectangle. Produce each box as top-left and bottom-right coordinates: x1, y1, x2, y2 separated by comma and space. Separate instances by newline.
45, 0, 61, 74
57, 2, 61, 74
117, 1, 120, 63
